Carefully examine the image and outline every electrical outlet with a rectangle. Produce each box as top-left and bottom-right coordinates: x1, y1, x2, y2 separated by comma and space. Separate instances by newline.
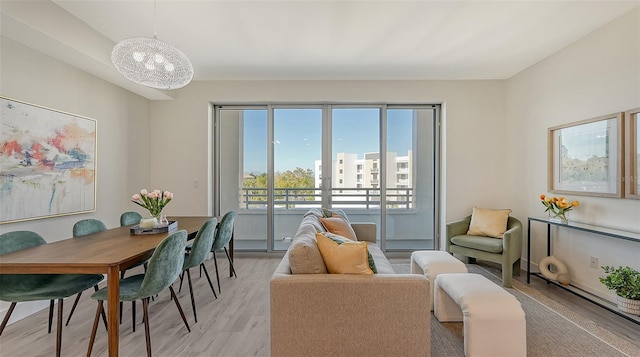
590, 256, 598, 269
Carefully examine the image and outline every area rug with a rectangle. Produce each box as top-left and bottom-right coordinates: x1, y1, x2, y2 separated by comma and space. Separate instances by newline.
392, 263, 638, 357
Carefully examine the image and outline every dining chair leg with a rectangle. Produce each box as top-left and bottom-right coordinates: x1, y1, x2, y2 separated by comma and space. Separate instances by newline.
55, 298, 63, 357
142, 298, 152, 357
200, 263, 218, 299
168, 286, 191, 333
96, 284, 108, 331
212, 252, 221, 294
0, 302, 16, 335
185, 269, 197, 323
48, 299, 55, 333
224, 247, 237, 278
66, 284, 102, 327
64, 292, 82, 326
132, 300, 136, 332
86, 301, 103, 357
178, 271, 185, 293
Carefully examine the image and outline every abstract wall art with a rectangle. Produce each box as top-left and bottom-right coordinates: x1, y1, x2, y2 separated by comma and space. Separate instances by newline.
0, 97, 97, 223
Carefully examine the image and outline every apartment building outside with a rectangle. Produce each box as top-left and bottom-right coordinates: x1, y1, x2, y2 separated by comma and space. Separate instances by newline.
314, 150, 413, 208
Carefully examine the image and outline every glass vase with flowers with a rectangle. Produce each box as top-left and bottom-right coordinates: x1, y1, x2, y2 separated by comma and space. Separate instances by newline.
539, 194, 579, 224
131, 189, 173, 229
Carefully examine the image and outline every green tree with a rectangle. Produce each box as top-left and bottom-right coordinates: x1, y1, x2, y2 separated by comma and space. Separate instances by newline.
243, 167, 315, 206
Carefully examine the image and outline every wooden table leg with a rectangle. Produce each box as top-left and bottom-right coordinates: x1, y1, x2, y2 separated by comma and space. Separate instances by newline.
229, 232, 234, 277
107, 265, 120, 357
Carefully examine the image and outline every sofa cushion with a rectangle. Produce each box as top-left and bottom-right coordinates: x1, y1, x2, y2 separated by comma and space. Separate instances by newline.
320, 217, 358, 240
322, 208, 349, 222
316, 233, 375, 274
323, 232, 377, 273
467, 206, 511, 238
297, 214, 326, 235
288, 230, 327, 274
304, 208, 325, 219
450, 235, 504, 254
366, 242, 395, 274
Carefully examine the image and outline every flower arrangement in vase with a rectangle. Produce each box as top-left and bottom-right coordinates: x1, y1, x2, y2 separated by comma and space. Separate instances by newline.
539, 194, 579, 224
131, 189, 173, 229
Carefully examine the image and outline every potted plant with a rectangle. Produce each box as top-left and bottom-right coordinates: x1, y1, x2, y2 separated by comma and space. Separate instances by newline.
599, 265, 640, 316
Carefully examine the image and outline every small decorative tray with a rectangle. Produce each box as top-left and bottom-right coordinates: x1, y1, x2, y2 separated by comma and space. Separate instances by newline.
130, 221, 178, 235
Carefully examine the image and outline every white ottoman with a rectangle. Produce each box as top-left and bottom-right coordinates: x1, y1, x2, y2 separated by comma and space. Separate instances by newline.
410, 251, 468, 311
434, 273, 526, 357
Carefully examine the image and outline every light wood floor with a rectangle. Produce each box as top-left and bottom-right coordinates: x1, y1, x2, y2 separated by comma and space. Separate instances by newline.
0, 256, 638, 356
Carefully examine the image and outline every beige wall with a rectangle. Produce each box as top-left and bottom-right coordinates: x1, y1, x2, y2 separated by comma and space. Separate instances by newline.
0, 38, 151, 321
505, 8, 640, 301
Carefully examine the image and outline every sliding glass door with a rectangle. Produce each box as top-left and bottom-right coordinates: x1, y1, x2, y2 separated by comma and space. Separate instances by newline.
273, 107, 323, 250
218, 107, 268, 250
385, 107, 437, 250
214, 104, 439, 252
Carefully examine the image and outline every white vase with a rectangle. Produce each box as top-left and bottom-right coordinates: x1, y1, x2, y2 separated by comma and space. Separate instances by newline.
139, 216, 159, 229
617, 296, 640, 316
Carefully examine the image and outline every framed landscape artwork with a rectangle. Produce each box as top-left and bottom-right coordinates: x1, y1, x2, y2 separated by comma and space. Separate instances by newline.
0, 97, 97, 224
625, 108, 640, 199
548, 112, 623, 198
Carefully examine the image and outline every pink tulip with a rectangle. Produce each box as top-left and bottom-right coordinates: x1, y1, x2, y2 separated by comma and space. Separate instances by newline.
164, 191, 173, 199
148, 191, 158, 199
132, 194, 141, 200
140, 189, 148, 196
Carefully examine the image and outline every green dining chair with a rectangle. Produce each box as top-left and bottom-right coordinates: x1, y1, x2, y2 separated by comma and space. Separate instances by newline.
179, 218, 218, 323
70, 217, 145, 328
0, 231, 105, 357
72, 218, 107, 237
86, 230, 191, 357
210, 210, 237, 294
65, 218, 109, 327
120, 212, 149, 279
120, 211, 142, 226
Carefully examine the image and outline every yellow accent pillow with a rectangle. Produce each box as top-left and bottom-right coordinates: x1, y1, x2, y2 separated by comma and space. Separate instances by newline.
320, 217, 358, 240
315, 233, 374, 275
467, 206, 511, 238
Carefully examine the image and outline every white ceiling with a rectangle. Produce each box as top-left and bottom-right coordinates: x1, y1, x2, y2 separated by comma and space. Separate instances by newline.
1, 1, 638, 100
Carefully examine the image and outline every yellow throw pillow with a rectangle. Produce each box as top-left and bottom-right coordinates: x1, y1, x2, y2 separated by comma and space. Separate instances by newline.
320, 217, 358, 241
467, 206, 511, 238
316, 233, 374, 274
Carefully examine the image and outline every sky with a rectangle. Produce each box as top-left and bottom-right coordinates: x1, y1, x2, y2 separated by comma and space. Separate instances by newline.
242, 108, 418, 174
560, 119, 612, 160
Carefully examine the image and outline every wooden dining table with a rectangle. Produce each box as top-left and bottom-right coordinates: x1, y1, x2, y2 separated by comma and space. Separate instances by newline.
0, 216, 232, 357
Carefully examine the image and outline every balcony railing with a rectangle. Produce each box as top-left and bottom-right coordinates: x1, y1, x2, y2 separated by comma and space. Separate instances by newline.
241, 187, 413, 209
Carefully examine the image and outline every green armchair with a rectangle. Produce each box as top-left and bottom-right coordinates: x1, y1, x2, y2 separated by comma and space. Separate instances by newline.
446, 215, 523, 287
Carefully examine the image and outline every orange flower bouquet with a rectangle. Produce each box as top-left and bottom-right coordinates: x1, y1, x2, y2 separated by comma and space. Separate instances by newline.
540, 194, 579, 223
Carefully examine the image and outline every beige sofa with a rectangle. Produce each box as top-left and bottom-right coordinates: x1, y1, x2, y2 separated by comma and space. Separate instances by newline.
270, 209, 431, 357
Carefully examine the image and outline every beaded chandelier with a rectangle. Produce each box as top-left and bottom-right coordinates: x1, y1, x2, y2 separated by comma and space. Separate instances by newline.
110, 1, 193, 90
111, 37, 193, 90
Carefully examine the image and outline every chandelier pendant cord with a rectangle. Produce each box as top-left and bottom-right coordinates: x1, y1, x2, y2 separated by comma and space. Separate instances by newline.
153, 0, 158, 39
